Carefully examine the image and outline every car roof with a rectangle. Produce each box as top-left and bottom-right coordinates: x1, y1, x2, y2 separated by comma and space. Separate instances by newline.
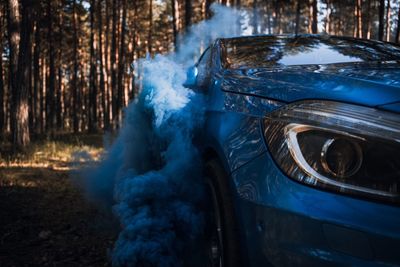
217, 34, 400, 69
218, 34, 391, 45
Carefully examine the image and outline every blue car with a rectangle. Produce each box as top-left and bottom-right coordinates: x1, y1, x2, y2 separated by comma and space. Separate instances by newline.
184, 35, 400, 267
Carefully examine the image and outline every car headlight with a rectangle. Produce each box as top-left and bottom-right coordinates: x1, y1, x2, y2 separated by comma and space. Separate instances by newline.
263, 100, 400, 204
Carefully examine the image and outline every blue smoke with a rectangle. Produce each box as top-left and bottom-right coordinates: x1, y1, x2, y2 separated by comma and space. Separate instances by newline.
110, 56, 206, 266
83, 4, 245, 266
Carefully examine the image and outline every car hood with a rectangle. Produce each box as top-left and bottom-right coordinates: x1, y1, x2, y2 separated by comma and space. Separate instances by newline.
220, 61, 400, 108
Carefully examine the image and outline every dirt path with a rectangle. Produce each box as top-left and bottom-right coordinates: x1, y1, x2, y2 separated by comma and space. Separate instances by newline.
0, 166, 118, 267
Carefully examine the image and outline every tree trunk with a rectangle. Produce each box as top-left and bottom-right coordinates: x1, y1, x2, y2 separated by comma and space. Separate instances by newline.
353, 0, 358, 37
295, 0, 301, 34
252, 0, 258, 34
364, 0, 371, 39
325, 0, 331, 34
128, 0, 138, 101
72, 0, 79, 132
171, 0, 178, 51
274, 0, 280, 34
147, 0, 153, 55
7, 0, 20, 142
204, 0, 211, 19
89, 0, 98, 133
357, 0, 362, 38
111, 0, 117, 127
378, 0, 385, 41
385, 0, 390, 41
116, 0, 126, 127
14, 0, 34, 149
335, 0, 342, 34
47, 0, 55, 132
40, 56, 45, 133
98, 0, 109, 130
56, 0, 63, 129
184, 0, 191, 32
33, 14, 41, 133
105, 0, 111, 130
311, 0, 318, 34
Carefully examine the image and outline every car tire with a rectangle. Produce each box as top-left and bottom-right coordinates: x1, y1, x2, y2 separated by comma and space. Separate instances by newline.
204, 158, 243, 267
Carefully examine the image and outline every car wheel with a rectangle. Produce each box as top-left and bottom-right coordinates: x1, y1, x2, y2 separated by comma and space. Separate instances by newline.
204, 158, 242, 267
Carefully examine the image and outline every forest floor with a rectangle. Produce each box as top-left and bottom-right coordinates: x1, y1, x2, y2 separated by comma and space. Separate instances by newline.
0, 135, 118, 267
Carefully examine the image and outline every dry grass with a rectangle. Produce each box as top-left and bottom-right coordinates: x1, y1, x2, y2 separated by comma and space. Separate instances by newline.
0, 134, 106, 170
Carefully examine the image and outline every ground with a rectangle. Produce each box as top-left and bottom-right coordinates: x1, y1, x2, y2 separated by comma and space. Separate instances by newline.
0, 135, 118, 267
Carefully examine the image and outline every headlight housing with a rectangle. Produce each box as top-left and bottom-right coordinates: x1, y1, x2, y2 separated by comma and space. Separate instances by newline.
263, 100, 400, 204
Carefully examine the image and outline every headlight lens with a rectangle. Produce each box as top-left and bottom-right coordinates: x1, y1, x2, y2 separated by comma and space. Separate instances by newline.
263, 100, 400, 204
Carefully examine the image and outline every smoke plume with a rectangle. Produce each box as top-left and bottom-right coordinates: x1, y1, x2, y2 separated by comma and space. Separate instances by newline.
84, 4, 245, 266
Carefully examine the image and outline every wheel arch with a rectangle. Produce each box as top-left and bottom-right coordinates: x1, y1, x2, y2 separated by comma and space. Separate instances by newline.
202, 145, 250, 267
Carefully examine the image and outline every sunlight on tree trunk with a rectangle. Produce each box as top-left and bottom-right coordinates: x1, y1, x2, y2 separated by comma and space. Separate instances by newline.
385, 0, 390, 42
13, 0, 33, 149
89, 0, 98, 133
7, 0, 20, 145
324, 0, 330, 34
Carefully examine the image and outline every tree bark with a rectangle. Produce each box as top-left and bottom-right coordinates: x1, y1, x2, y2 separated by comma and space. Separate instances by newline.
357, 0, 362, 38
204, 0, 211, 19
353, 1, 357, 37
147, 0, 153, 55
252, 0, 258, 34
378, 0, 385, 41
40, 55, 45, 133
184, 0, 191, 32
274, 0, 280, 34
128, 0, 138, 101
33, 13, 41, 133
72, 0, 79, 132
311, 0, 318, 34
13, 0, 34, 149
295, 0, 301, 34
56, 0, 63, 129
325, 0, 331, 34
353, 0, 362, 38
364, 0, 371, 39
116, 0, 126, 127
89, 0, 98, 133
385, 0, 390, 41
171, 0, 178, 51
46, 0, 55, 132
98, 0, 109, 130
7, 0, 20, 142
104, 0, 111, 130
111, 0, 118, 127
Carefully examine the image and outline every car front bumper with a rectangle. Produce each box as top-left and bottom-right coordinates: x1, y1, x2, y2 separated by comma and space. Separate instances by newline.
231, 151, 400, 267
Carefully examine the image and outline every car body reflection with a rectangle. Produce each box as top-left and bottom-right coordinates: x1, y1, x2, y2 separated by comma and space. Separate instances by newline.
186, 34, 400, 267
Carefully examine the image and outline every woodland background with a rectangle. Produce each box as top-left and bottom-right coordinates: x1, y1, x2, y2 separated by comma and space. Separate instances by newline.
1, 0, 400, 151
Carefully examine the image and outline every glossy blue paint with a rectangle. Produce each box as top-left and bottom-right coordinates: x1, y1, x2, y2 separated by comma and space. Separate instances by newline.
221, 63, 400, 107
232, 152, 400, 266
190, 34, 400, 266
379, 101, 400, 113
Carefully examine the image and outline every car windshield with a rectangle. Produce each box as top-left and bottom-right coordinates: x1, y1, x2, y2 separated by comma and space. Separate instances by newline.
222, 35, 400, 69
